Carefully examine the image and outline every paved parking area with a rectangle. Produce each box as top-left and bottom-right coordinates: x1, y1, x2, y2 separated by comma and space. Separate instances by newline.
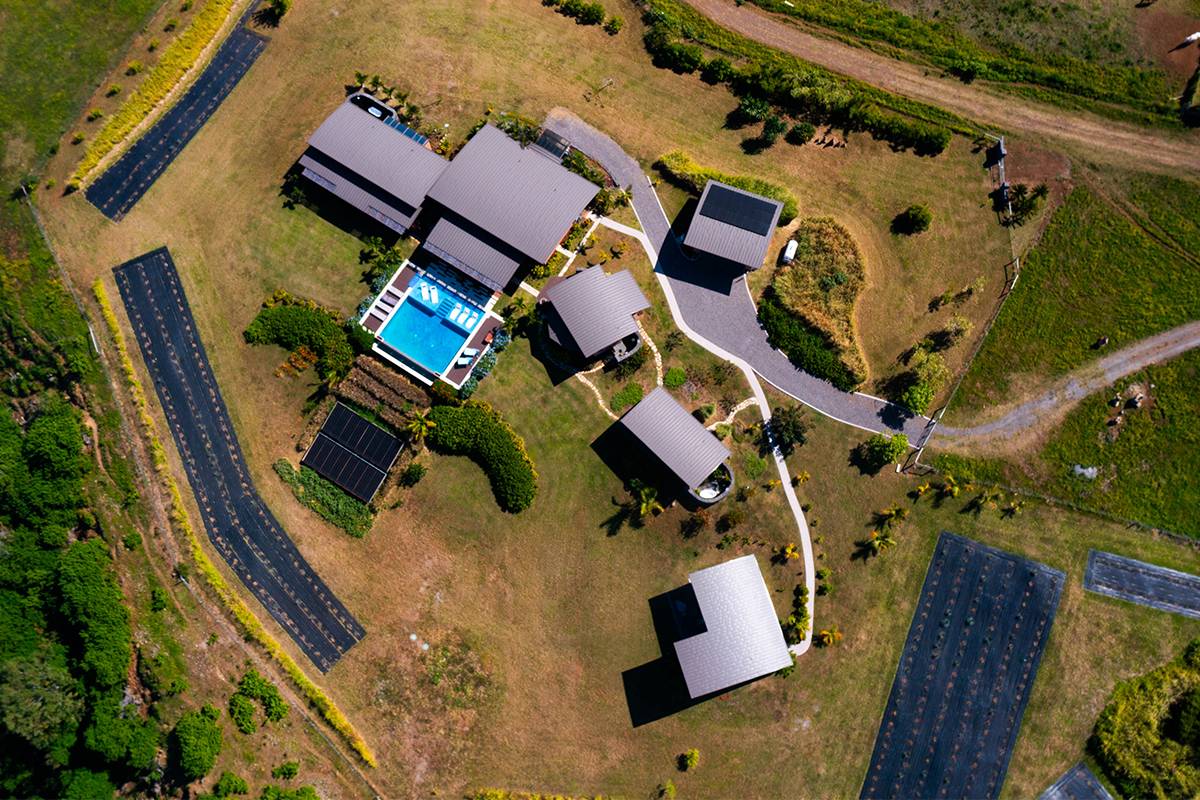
1084, 550, 1200, 620
1039, 763, 1113, 800
860, 532, 1064, 800
115, 247, 363, 672
86, 16, 266, 221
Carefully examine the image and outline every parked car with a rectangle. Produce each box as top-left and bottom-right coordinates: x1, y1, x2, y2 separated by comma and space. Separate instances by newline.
781, 239, 798, 264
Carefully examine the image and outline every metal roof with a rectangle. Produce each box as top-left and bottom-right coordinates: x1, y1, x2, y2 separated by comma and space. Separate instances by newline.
673, 555, 792, 698
618, 387, 731, 489
682, 180, 783, 270
422, 215, 523, 293
541, 267, 650, 359
298, 153, 420, 234
427, 124, 599, 263
306, 101, 448, 210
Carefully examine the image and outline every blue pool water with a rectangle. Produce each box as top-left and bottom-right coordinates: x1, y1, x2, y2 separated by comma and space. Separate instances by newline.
377, 285, 482, 374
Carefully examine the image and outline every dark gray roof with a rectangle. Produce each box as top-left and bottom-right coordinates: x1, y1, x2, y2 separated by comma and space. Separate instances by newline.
674, 555, 793, 698
427, 124, 599, 263
422, 216, 523, 293
682, 180, 783, 270
541, 267, 650, 359
306, 101, 448, 210
298, 154, 419, 234
618, 387, 731, 489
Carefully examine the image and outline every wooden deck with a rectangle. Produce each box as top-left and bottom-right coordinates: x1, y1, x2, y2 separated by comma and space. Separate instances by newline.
444, 316, 503, 387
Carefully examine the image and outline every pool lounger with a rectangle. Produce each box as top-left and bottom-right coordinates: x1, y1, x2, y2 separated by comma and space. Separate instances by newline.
464, 314, 478, 328
419, 283, 431, 302
461, 347, 480, 357
456, 356, 472, 367
448, 304, 463, 323
430, 286, 440, 305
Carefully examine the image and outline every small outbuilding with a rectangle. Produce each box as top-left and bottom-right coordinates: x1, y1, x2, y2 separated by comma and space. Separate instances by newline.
540, 266, 651, 362
617, 387, 732, 502
682, 180, 783, 270
671, 555, 793, 698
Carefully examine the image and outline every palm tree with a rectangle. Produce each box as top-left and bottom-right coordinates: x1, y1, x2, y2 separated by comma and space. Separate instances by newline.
354, 71, 367, 88
635, 484, 664, 520
1001, 499, 1025, 519
406, 411, 436, 445
940, 474, 961, 499
911, 481, 931, 501
816, 626, 843, 647
876, 505, 910, 529
862, 529, 896, 557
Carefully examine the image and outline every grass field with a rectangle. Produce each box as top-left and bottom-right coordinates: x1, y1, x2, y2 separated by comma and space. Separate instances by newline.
948, 181, 1200, 422
30, 0, 1200, 794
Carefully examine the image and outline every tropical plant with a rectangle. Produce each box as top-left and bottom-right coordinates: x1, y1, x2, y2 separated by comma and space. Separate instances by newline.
816, 626, 843, 647
874, 504, 909, 529
407, 411, 436, 444
857, 529, 896, 558
678, 748, 700, 771
631, 480, 664, 520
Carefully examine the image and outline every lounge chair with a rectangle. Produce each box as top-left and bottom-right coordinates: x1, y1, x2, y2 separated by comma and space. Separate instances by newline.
419, 282, 430, 301
448, 304, 463, 322
430, 286, 440, 305
456, 356, 472, 367
464, 314, 478, 328
461, 347, 480, 357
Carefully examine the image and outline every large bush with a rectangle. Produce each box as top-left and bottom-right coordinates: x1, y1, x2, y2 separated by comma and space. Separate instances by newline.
274, 460, 374, 538
757, 288, 861, 390
56, 539, 132, 691
427, 402, 537, 513
1093, 639, 1200, 798
171, 704, 222, 782
243, 292, 360, 382
656, 150, 797, 224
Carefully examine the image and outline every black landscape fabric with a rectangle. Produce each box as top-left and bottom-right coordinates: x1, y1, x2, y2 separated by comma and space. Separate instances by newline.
860, 531, 1065, 800
114, 247, 364, 672
1084, 549, 1200, 620
86, 18, 266, 220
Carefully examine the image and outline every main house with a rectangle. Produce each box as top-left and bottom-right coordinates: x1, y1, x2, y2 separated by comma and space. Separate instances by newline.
298, 94, 599, 388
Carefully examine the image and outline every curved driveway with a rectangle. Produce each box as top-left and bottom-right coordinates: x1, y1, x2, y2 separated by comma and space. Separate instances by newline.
545, 108, 933, 442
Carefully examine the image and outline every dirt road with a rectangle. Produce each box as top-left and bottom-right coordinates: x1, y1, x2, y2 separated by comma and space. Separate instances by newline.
935, 320, 1200, 449
682, 0, 1200, 174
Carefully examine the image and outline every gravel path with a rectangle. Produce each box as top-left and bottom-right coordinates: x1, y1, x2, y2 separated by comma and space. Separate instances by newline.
680, 0, 1200, 174
936, 320, 1200, 444
545, 108, 933, 443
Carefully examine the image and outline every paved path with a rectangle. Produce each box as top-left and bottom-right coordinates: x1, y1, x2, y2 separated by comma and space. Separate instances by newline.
936, 320, 1200, 444
549, 109, 817, 652
546, 108, 933, 444
680, 0, 1200, 174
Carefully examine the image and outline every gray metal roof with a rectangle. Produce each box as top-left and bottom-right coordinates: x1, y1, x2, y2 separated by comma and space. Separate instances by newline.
674, 555, 792, 698
298, 154, 419, 234
427, 124, 599, 263
618, 387, 731, 489
541, 267, 650, 359
682, 180, 783, 270
422, 216, 522, 293
307, 101, 448, 210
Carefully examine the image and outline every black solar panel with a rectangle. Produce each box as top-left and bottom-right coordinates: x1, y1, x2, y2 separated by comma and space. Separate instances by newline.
320, 403, 402, 471
698, 183, 777, 236
300, 404, 402, 502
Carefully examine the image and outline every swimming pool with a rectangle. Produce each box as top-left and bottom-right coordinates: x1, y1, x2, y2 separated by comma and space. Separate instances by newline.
376, 281, 483, 375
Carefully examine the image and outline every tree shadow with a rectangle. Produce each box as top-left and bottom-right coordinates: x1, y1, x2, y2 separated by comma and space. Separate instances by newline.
848, 443, 884, 476
250, 6, 282, 28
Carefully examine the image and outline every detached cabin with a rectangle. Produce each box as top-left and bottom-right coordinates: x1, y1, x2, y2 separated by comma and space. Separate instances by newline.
539, 266, 651, 363
682, 180, 783, 271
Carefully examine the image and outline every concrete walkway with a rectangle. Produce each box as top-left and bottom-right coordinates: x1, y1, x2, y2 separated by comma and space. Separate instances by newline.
549, 109, 814, 652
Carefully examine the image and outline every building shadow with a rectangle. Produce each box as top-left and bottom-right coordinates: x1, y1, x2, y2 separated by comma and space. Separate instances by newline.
280, 165, 402, 244
527, 325, 579, 387
590, 424, 687, 502
655, 243, 745, 296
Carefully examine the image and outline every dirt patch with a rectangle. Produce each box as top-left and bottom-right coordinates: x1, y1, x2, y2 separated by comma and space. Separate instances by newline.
1135, 7, 1200, 80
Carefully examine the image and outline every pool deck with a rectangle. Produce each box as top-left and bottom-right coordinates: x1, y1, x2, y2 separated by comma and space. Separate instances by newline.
444, 316, 504, 386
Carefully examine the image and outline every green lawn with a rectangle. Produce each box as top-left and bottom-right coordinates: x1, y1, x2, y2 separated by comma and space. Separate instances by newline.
948, 183, 1200, 421
937, 347, 1200, 538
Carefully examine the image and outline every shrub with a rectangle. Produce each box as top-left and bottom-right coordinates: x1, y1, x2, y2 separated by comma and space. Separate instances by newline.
758, 288, 860, 390
86, 108, 104, 121
148, 37, 160, 51
742, 452, 767, 481
613, 343, 648, 380
228, 691, 257, 734
892, 204, 932, 235
57, 539, 132, 690
861, 433, 909, 469
761, 114, 788, 145
272, 761, 300, 780
426, 402, 537, 512
214, 771, 249, 797
589, 187, 630, 216
150, 586, 168, 612
786, 121, 816, 144
164, 17, 179, 31
664, 367, 687, 389
243, 294, 356, 382
274, 460, 374, 538
75, 0, 237, 181
399, 462, 427, 487
172, 705, 222, 781
678, 748, 700, 771
610, 382, 644, 413
717, 506, 745, 532
765, 404, 808, 456
701, 57, 734, 84
656, 150, 797, 223
105, 84, 122, 97
559, 0, 606, 25
71, 131, 85, 144
604, 15, 623, 34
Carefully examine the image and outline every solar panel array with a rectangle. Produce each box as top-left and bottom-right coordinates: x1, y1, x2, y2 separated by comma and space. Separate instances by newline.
698, 183, 777, 236
301, 403, 402, 502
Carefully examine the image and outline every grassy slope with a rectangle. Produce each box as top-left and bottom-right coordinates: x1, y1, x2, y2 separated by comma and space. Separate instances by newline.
948, 183, 1199, 421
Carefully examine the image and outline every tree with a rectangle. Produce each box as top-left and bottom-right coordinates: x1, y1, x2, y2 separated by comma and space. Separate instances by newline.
678, 748, 700, 771
764, 404, 809, 457
171, 705, 222, 782
603, 15, 623, 34
862, 433, 909, 471
213, 771, 249, 796
0, 649, 84, 758
735, 95, 771, 123
816, 626, 843, 647
632, 482, 664, 521
761, 114, 787, 146
891, 204, 933, 235
267, 0, 291, 19
700, 57, 734, 84
60, 769, 116, 800
406, 411, 436, 445
857, 528, 896, 558
787, 121, 817, 145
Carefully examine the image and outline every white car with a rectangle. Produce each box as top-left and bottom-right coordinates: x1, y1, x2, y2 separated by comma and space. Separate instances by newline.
782, 239, 798, 264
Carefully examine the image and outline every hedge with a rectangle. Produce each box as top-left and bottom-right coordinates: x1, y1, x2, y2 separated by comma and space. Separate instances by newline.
757, 287, 861, 390
655, 151, 797, 224
243, 292, 358, 382
427, 401, 537, 513
74, 0, 238, 182
93, 281, 377, 767
1093, 639, 1200, 798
